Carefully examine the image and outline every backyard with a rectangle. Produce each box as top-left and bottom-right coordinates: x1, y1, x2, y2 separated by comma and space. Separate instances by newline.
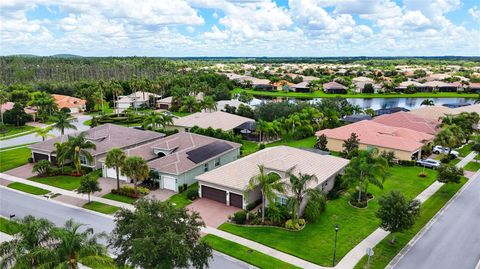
241, 136, 317, 156
219, 165, 438, 266
0, 147, 31, 172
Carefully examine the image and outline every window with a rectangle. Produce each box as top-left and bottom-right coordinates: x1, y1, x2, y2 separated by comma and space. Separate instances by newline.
215, 158, 221, 167
204, 163, 209, 172
80, 155, 88, 165
277, 196, 288, 205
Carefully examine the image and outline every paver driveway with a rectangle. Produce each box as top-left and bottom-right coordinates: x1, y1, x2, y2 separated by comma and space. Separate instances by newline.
187, 198, 239, 228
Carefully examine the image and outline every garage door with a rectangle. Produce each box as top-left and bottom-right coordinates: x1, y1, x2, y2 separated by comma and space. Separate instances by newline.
163, 176, 177, 191
33, 152, 49, 162
159, 104, 169, 109
201, 185, 226, 204
229, 193, 243, 208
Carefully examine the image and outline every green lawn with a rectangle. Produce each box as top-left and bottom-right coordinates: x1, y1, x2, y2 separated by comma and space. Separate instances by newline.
241, 136, 317, 156
172, 111, 191, 117
457, 143, 473, 157
8, 182, 50, 195
353, 177, 467, 269
232, 88, 478, 99
102, 193, 137, 204
219, 166, 437, 266
203, 234, 300, 269
0, 217, 21, 235
463, 161, 480, 172
29, 175, 82, 190
0, 124, 37, 140
0, 147, 31, 172
167, 183, 198, 208
241, 141, 259, 156
83, 201, 120, 214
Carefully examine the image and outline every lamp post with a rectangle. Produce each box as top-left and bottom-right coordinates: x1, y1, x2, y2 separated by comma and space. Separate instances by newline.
333, 224, 339, 266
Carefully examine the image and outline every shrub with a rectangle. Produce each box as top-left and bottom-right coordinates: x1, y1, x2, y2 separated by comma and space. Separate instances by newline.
258, 143, 266, 150
28, 157, 33, 163
234, 210, 247, 224
247, 212, 257, 222
304, 195, 327, 222
178, 185, 185, 193
327, 175, 346, 200
246, 198, 262, 211
399, 160, 416, 166
32, 160, 52, 176
112, 185, 149, 198
349, 191, 373, 208
186, 188, 199, 200
285, 219, 303, 230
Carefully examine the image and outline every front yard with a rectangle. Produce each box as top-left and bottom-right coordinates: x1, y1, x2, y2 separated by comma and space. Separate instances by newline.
0, 147, 31, 172
0, 124, 37, 140
219, 166, 437, 266
167, 183, 198, 208
28, 170, 102, 191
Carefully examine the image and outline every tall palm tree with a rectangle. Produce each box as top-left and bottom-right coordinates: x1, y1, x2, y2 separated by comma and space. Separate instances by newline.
52, 111, 78, 135
66, 132, 96, 175
0, 91, 10, 124
143, 111, 161, 129
181, 96, 198, 113
287, 173, 318, 220
201, 96, 217, 112
55, 141, 71, 173
35, 126, 54, 141
244, 165, 286, 223
105, 148, 126, 191
110, 81, 123, 116
122, 156, 149, 195
158, 113, 174, 129
256, 119, 268, 142
283, 114, 303, 136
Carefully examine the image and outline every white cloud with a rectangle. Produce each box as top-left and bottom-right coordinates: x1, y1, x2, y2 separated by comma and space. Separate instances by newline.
469, 6, 480, 21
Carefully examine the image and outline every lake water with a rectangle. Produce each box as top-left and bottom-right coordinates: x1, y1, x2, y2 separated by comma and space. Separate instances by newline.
250, 97, 474, 110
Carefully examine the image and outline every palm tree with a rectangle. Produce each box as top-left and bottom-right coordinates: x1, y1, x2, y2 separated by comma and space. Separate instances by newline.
421, 99, 434, 106
256, 119, 268, 142
244, 165, 286, 223
66, 132, 96, 175
201, 96, 217, 112
52, 111, 78, 135
158, 113, 174, 129
35, 126, 54, 141
110, 81, 123, 116
143, 111, 161, 129
0, 215, 54, 268
351, 104, 363, 114
283, 114, 303, 136
0, 91, 10, 124
364, 108, 376, 117
122, 156, 149, 195
181, 96, 198, 113
55, 141, 71, 173
287, 173, 318, 220
105, 148, 126, 191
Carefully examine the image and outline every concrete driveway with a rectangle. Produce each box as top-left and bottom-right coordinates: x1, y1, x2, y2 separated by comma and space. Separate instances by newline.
186, 198, 239, 228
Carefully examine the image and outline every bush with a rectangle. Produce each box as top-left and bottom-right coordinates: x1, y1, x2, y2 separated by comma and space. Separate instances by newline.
32, 160, 52, 176
327, 175, 346, 200
246, 198, 262, 211
303, 196, 327, 222
112, 185, 149, 198
258, 143, 266, 150
247, 212, 257, 222
349, 191, 373, 208
28, 157, 34, 163
399, 160, 416, 166
178, 185, 185, 193
186, 188, 199, 200
285, 219, 305, 230
234, 210, 247, 224
265, 203, 291, 225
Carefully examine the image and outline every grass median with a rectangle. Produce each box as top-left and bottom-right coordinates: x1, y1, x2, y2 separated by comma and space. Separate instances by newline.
0, 217, 21, 235
7, 182, 50, 195
83, 201, 120, 214
463, 161, 480, 172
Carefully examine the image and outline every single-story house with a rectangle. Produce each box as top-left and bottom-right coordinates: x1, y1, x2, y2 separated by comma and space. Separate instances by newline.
421, 81, 460, 92
99, 132, 241, 192
29, 124, 165, 169
316, 120, 434, 161
156, 96, 173, 110
372, 111, 440, 135
196, 146, 350, 209
0, 102, 37, 119
452, 104, 480, 114
395, 81, 424, 92
217, 99, 252, 112
291, 81, 311, 92
170, 111, 255, 132
323, 81, 347, 94
52, 94, 86, 114
467, 83, 480, 93
116, 91, 161, 110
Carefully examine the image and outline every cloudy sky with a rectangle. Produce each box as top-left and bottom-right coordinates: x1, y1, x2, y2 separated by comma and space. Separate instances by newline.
1, 0, 479, 57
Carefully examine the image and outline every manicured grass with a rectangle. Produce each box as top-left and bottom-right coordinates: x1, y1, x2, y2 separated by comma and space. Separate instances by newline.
83, 201, 120, 214
219, 166, 437, 266
7, 182, 50, 195
241, 140, 259, 156
0, 143, 35, 151
0, 147, 31, 172
28, 175, 82, 190
450, 158, 461, 166
0, 217, 21, 235
266, 136, 317, 149
457, 143, 473, 157
0, 124, 37, 140
172, 111, 191, 117
167, 183, 198, 208
203, 234, 300, 269
102, 193, 137, 204
463, 161, 480, 172
353, 177, 467, 269
232, 88, 478, 99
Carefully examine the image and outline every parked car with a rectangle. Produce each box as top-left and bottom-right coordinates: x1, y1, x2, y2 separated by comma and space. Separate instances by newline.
416, 159, 441, 169
433, 146, 459, 157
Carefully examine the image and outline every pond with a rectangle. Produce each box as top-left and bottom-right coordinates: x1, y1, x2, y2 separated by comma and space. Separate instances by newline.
250, 97, 474, 110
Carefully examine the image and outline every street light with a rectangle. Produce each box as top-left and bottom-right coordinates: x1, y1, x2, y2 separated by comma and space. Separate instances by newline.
333, 224, 339, 266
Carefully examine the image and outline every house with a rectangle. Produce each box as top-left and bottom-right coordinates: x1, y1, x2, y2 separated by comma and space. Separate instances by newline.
156, 96, 173, 110
248, 77, 274, 91
116, 91, 161, 110
452, 104, 480, 114
442, 102, 471, 108
421, 81, 459, 92
352, 77, 379, 93
316, 120, 434, 161
395, 81, 424, 92
52, 94, 86, 113
407, 106, 455, 120
100, 132, 241, 192
196, 146, 349, 209
217, 99, 252, 112
170, 111, 255, 132
29, 124, 165, 169
0, 102, 37, 119
291, 81, 311, 92
467, 83, 480, 93
375, 107, 410, 116
372, 111, 440, 135
323, 81, 347, 94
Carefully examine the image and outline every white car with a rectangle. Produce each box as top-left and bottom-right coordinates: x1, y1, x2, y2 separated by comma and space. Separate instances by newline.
433, 146, 459, 157
416, 159, 441, 169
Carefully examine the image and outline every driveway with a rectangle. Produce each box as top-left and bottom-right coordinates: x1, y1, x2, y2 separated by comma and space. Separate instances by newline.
186, 198, 239, 228
4, 163, 35, 178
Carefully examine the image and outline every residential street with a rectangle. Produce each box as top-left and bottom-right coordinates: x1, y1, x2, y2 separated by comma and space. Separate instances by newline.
0, 188, 251, 269
0, 115, 91, 148
392, 174, 480, 269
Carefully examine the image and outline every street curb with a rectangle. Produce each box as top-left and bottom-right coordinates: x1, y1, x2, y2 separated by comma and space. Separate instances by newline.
386, 170, 480, 268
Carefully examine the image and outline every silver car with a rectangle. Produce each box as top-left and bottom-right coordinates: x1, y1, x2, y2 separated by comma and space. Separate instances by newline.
416, 159, 441, 169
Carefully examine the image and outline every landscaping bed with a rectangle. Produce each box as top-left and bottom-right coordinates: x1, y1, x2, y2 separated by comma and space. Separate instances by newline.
219, 166, 437, 266
7, 182, 50, 195
0, 147, 31, 172
83, 201, 120, 214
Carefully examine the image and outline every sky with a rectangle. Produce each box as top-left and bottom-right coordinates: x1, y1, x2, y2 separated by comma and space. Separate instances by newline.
1, 0, 479, 57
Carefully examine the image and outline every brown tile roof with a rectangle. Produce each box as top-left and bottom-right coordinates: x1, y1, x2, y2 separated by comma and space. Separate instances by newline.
372, 112, 440, 135
323, 81, 347, 90
407, 106, 456, 120
52, 94, 86, 109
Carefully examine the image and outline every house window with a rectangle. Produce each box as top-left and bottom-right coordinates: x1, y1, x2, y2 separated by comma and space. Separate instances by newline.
215, 158, 221, 167
80, 155, 88, 165
276, 196, 288, 205
204, 163, 209, 172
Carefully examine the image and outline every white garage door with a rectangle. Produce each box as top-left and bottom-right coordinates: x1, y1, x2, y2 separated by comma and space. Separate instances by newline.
163, 176, 177, 191
103, 165, 128, 182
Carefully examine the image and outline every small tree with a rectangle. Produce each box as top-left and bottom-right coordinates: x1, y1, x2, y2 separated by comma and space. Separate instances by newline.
437, 164, 463, 185
105, 148, 126, 191
32, 160, 52, 176
3, 103, 31, 126
122, 156, 149, 195
362, 83, 374, 94
376, 191, 420, 244
342, 132, 360, 158
77, 175, 101, 202
315, 134, 329, 151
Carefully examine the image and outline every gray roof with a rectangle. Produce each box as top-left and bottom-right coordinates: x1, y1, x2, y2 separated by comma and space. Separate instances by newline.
30, 124, 165, 156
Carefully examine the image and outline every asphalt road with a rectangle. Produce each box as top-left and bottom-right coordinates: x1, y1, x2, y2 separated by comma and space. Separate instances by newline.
1, 115, 91, 148
392, 174, 480, 269
0, 188, 251, 269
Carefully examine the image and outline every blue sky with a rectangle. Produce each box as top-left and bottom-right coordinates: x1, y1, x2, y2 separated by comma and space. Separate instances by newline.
1, 0, 479, 56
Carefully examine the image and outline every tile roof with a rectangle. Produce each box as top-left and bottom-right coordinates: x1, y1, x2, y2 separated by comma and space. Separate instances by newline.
316, 120, 433, 152
323, 81, 347, 90
172, 111, 254, 131
29, 124, 164, 156
407, 106, 456, 120
0, 102, 36, 114
117, 91, 160, 103
196, 146, 349, 191
372, 111, 440, 135
52, 94, 86, 109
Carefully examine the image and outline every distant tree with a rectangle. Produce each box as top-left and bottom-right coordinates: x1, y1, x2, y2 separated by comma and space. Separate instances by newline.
362, 83, 374, 94
364, 108, 376, 117
77, 174, 101, 202
122, 156, 149, 195
315, 134, 329, 151
105, 148, 127, 191
201, 96, 217, 112
109, 199, 212, 269
0, 91, 10, 124
238, 91, 254, 103
376, 191, 420, 244
342, 132, 360, 158
236, 104, 255, 118
437, 164, 463, 185
405, 84, 417, 94
421, 99, 434, 106
3, 103, 31, 126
